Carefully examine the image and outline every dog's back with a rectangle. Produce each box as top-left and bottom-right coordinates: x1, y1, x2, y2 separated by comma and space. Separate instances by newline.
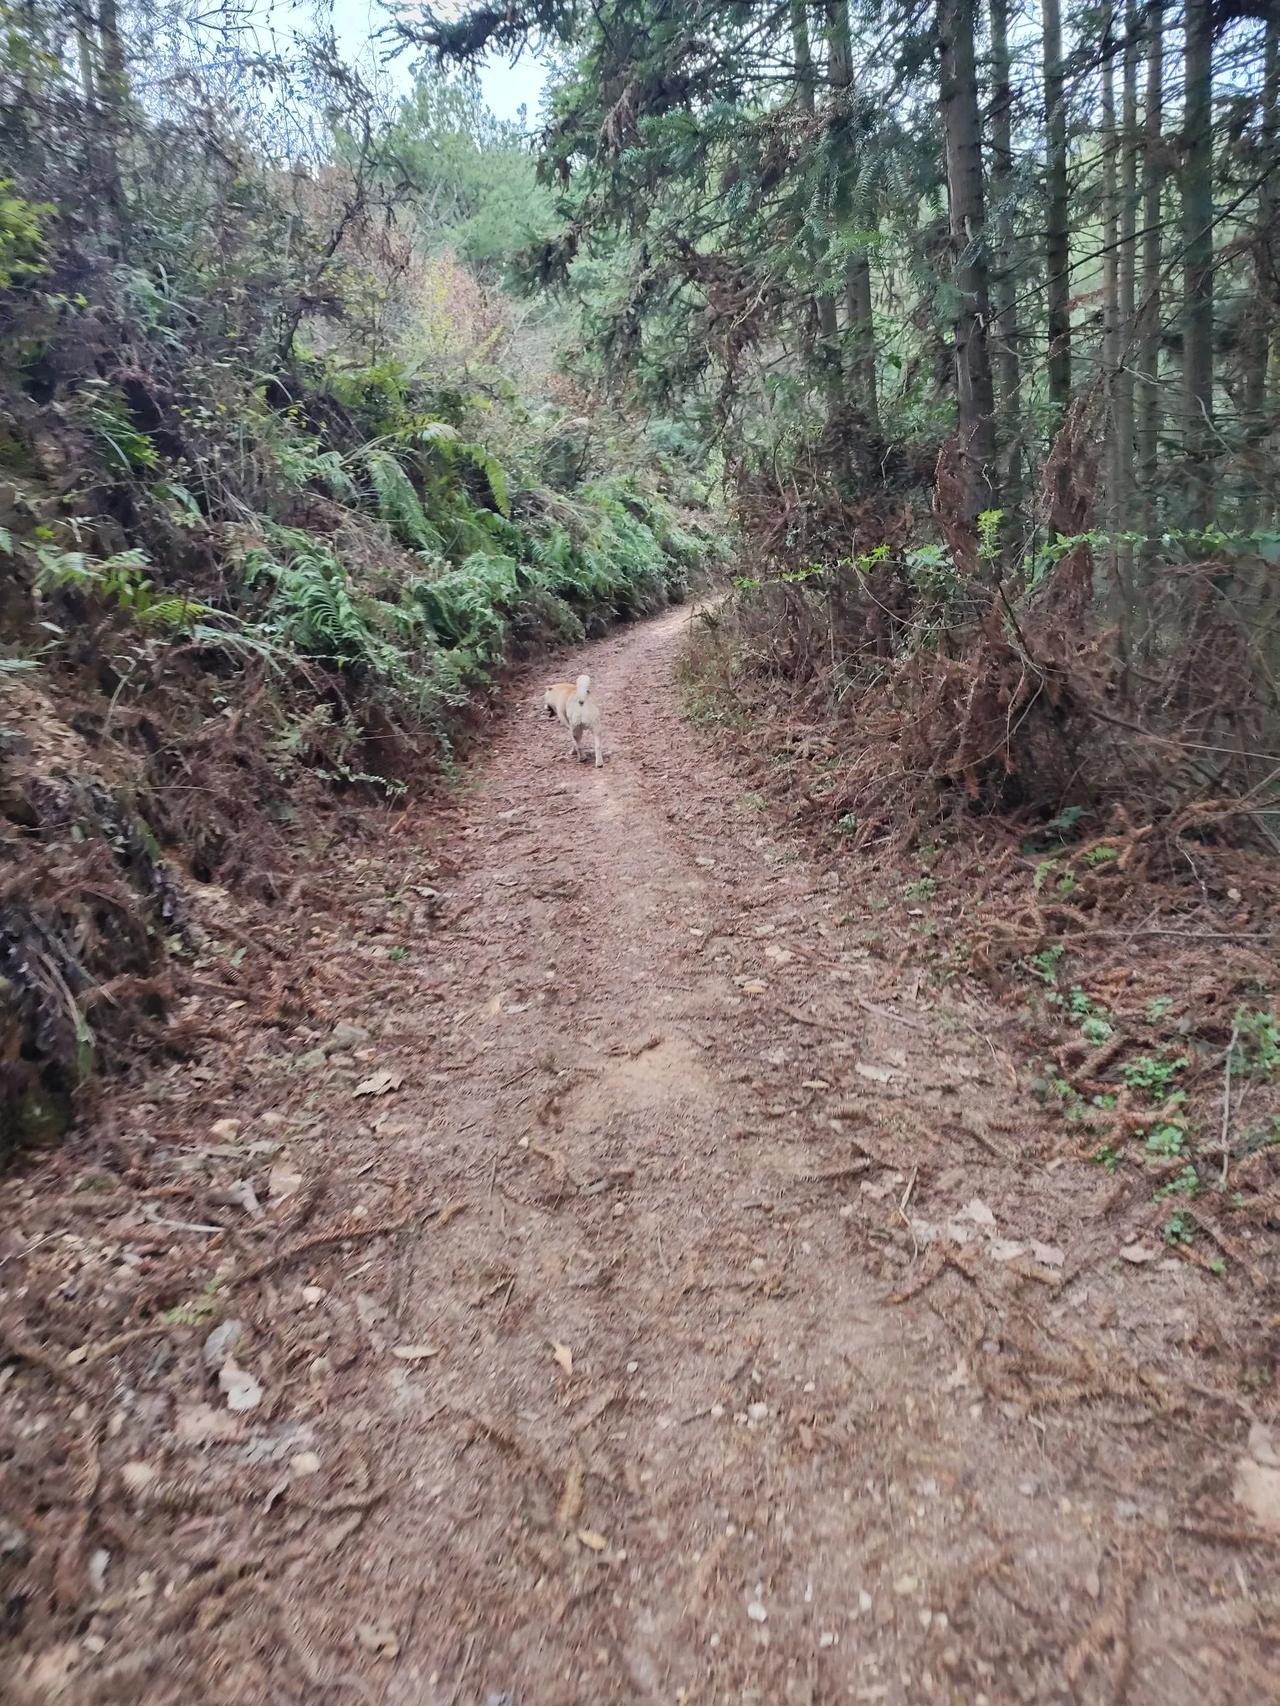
544, 680, 577, 724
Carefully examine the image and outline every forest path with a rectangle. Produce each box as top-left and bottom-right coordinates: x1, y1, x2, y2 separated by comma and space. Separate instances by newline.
7, 603, 1268, 1704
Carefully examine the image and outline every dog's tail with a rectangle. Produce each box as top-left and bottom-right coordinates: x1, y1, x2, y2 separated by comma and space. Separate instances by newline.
575, 673, 591, 700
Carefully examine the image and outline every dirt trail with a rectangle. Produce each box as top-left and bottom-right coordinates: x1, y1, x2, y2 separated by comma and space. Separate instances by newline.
4, 606, 1274, 1704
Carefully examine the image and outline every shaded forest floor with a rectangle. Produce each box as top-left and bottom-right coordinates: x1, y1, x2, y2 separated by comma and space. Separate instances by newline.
3, 603, 1278, 1704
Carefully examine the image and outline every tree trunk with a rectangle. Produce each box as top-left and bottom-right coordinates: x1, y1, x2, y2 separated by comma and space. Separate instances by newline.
938, 0, 998, 537
1242, 20, 1278, 530
1043, 0, 1071, 444
1182, 0, 1215, 533
1116, 0, 1138, 601
95, 0, 129, 251
1136, 2, 1165, 550
988, 0, 1022, 523
826, 0, 879, 430
1101, 10, 1130, 664
791, 0, 841, 407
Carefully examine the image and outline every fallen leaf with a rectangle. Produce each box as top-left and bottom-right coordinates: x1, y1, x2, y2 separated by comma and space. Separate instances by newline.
218, 1361, 263, 1413
558, 1461, 584, 1526
1119, 1242, 1158, 1264
955, 1198, 996, 1228
741, 979, 768, 996
354, 1622, 400, 1660
854, 1062, 896, 1084
801, 1079, 830, 1090
552, 1341, 573, 1376
354, 1069, 403, 1098
175, 1403, 242, 1444
87, 1547, 110, 1594
988, 1239, 1028, 1262
203, 1318, 244, 1371
269, 1164, 303, 1202
576, 1528, 608, 1551
391, 1344, 439, 1361
1030, 1241, 1065, 1268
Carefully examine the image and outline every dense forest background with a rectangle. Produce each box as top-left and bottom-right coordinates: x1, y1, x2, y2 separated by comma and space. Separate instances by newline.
2, 0, 1278, 1142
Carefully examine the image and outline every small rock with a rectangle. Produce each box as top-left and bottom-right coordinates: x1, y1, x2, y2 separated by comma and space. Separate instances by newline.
746, 1600, 768, 1623
626, 1360, 639, 1374
290, 1451, 322, 1477
747, 1402, 769, 1423
301, 1285, 325, 1305
328, 1022, 371, 1051
818, 1632, 838, 1648
893, 1575, 918, 1596
1119, 1242, 1158, 1265
354, 1622, 400, 1659
203, 1318, 245, 1371
209, 1118, 240, 1141
858, 1590, 873, 1613
120, 1461, 157, 1497
296, 1048, 328, 1071
1235, 1454, 1280, 1533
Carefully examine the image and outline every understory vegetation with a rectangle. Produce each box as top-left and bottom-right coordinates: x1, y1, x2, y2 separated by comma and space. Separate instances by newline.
0, 6, 724, 1141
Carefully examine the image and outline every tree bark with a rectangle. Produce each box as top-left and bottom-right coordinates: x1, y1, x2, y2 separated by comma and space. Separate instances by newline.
1101, 8, 1133, 668
1116, 2, 1138, 607
1182, 0, 1215, 533
938, 0, 998, 534
827, 0, 879, 430
988, 0, 1022, 520
791, 1, 841, 408
1242, 20, 1278, 530
1136, 1, 1165, 549
95, 0, 129, 249
1043, 0, 1071, 439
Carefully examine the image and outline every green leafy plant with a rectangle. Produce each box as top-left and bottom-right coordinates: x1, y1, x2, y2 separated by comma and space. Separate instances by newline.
1121, 1054, 1188, 1099
1229, 1007, 1280, 1076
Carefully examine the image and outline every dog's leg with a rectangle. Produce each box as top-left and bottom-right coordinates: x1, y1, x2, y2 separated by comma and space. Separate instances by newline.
593, 730, 603, 769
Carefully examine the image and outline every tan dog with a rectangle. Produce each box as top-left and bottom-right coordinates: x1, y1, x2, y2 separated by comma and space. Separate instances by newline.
543, 680, 577, 739
566, 672, 604, 768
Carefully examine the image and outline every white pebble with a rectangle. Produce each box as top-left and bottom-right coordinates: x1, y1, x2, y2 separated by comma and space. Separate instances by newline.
747, 1402, 769, 1423
746, 1601, 768, 1624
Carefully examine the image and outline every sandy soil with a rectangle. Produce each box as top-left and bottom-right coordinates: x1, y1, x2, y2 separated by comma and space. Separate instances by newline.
2, 603, 1276, 1704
